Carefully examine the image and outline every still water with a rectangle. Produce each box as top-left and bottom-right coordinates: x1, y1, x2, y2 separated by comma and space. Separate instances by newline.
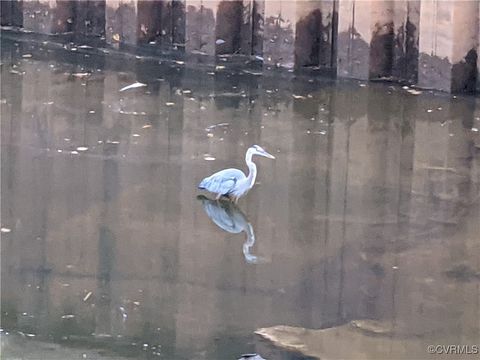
1, 36, 479, 359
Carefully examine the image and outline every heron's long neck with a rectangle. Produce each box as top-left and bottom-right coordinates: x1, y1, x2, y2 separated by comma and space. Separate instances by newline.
245, 151, 257, 189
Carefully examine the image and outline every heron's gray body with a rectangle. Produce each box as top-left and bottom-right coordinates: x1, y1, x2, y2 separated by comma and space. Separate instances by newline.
197, 145, 275, 201
198, 168, 250, 199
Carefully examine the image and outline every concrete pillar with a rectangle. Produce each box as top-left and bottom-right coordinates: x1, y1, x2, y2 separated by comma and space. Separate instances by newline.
185, 0, 217, 56
294, 0, 337, 69
262, 0, 296, 68
418, 0, 479, 93
337, 0, 373, 79
337, 0, 403, 80
22, 0, 74, 34
392, 1, 420, 83
73, 0, 106, 37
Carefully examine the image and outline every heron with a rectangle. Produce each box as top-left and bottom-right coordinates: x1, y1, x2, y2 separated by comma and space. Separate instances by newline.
198, 145, 275, 202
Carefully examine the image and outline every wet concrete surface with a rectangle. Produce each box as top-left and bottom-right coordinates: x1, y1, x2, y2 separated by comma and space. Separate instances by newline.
1, 36, 480, 359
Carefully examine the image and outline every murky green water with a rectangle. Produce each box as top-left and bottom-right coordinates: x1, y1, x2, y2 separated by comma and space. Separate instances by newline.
1, 35, 479, 360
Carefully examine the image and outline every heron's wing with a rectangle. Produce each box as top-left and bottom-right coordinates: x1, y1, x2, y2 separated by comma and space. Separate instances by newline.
201, 168, 245, 195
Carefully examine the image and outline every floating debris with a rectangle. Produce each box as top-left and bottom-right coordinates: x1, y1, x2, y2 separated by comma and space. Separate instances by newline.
76, 146, 88, 151
112, 33, 120, 42
119, 306, 128, 321
57, 149, 63, 153
175, 60, 185, 65
71, 72, 90, 78
132, 133, 140, 137
406, 89, 422, 95
215, 65, 226, 70
216, 39, 226, 45
119, 82, 147, 92
88, 110, 95, 114
142, 124, 152, 129
207, 133, 214, 138
472, 127, 479, 132
22, 54, 32, 58
70, 151, 79, 155
61, 314, 75, 319
206, 122, 229, 131
426, 109, 433, 113
83, 291, 92, 302
292, 94, 306, 99
1, 227, 11, 233
165, 102, 175, 106
204, 154, 216, 161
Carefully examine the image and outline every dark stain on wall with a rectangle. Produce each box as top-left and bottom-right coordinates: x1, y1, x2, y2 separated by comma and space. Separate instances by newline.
295, 9, 323, 67
73, 0, 105, 37
451, 49, 478, 94
171, 0, 186, 46
330, 8, 338, 69
369, 22, 394, 79
216, 0, 243, 55
251, 0, 264, 56
1, 0, 23, 27
393, 18, 419, 83
137, 0, 163, 44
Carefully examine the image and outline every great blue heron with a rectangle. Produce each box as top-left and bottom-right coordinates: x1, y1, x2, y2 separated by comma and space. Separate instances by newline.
198, 145, 275, 202
197, 195, 265, 264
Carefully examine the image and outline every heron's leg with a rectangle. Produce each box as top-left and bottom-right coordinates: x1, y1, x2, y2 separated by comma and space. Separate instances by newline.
215, 193, 222, 200
233, 196, 239, 204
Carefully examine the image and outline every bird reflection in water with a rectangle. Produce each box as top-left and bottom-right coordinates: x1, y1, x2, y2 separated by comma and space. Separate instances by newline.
197, 195, 265, 264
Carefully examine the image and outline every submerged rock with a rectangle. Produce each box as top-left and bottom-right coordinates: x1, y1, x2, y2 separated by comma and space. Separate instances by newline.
255, 320, 451, 360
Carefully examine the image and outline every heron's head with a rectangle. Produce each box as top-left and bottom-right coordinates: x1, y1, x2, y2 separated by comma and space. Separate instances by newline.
251, 145, 275, 159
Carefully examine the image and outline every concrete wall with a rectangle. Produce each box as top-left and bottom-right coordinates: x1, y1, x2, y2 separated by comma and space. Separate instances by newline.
1, 0, 479, 94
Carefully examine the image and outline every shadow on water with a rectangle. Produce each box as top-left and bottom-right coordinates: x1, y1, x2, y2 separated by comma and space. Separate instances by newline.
1, 34, 479, 360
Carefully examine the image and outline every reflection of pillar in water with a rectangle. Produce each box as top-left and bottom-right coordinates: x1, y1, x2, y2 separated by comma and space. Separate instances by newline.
327, 84, 367, 322
94, 65, 120, 337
